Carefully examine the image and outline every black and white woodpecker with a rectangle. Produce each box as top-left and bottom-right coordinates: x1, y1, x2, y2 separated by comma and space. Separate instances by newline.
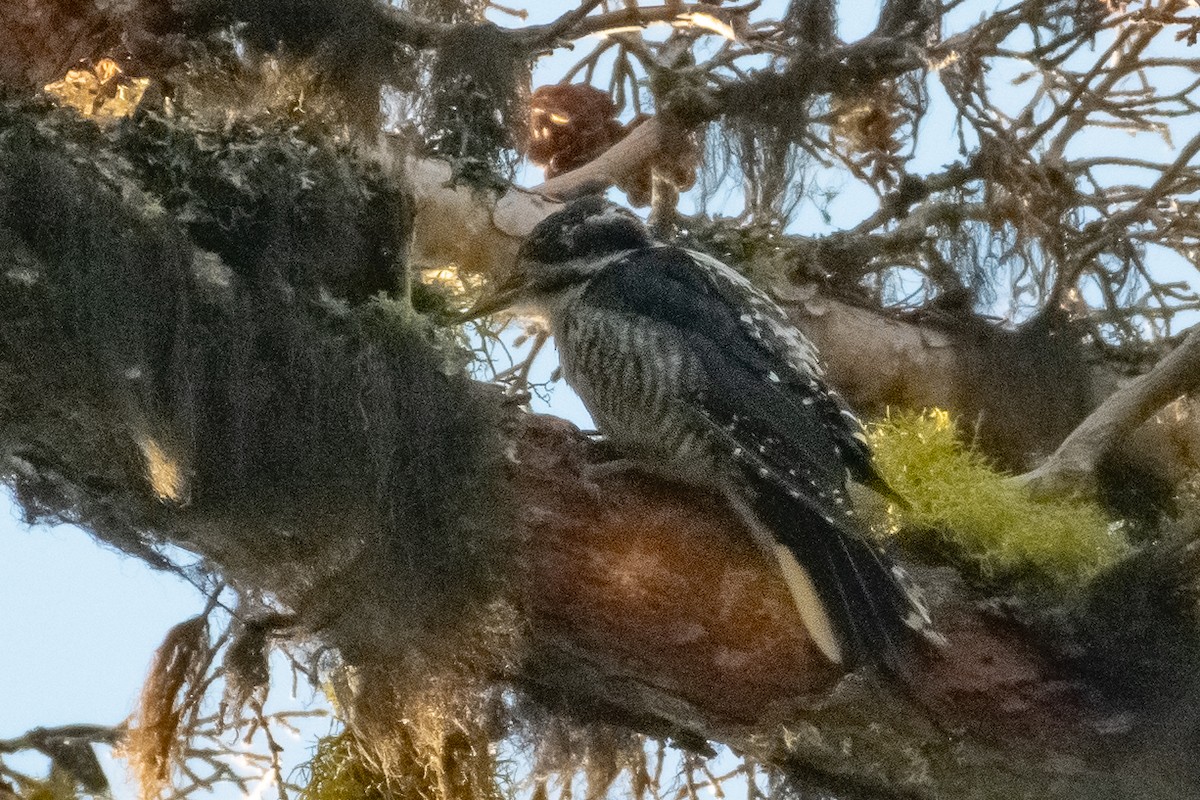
462, 196, 932, 673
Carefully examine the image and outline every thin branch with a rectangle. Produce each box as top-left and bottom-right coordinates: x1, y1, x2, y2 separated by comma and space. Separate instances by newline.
517, 2, 760, 49
0, 724, 124, 754
1018, 323, 1200, 496
533, 116, 666, 199
517, 0, 607, 48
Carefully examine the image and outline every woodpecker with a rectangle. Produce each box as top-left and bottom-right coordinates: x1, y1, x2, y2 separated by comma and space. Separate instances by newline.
464, 196, 931, 672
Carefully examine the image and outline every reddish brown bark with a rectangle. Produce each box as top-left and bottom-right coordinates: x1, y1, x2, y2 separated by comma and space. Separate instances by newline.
515, 417, 842, 721
509, 414, 1093, 746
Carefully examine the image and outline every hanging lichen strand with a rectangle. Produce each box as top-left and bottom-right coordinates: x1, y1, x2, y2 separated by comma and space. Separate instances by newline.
420, 22, 529, 177
71, 0, 423, 130
0, 100, 513, 646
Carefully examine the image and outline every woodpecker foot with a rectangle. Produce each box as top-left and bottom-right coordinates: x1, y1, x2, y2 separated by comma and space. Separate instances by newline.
579, 458, 642, 501
583, 457, 642, 482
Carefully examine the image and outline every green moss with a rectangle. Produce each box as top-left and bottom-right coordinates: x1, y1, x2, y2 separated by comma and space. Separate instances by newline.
868, 409, 1130, 589
21, 771, 81, 800
299, 734, 389, 800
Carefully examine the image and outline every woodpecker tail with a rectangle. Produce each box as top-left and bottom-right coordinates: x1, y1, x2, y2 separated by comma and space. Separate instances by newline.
744, 480, 928, 675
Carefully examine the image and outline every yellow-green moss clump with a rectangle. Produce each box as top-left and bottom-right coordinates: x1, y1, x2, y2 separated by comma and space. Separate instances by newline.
868, 409, 1130, 589
299, 734, 390, 800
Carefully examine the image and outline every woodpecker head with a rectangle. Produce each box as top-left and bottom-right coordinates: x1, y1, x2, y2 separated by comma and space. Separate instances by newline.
518, 196, 652, 267
456, 197, 652, 320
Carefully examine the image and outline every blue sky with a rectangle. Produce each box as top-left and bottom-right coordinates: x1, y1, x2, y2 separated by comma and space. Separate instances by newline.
0, 504, 339, 796
0, 505, 214, 789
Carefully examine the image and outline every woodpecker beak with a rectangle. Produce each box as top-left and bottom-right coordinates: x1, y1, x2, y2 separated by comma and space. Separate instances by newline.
447, 280, 527, 324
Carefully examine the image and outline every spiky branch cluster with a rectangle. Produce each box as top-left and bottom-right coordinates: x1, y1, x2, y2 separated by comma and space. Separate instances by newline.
520, 1, 1200, 356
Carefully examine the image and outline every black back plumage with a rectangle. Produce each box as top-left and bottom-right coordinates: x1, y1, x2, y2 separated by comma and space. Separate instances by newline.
579, 247, 873, 499
573, 246, 921, 669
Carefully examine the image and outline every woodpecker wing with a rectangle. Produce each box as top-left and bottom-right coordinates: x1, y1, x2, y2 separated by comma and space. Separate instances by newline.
576, 245, 926, 669
681, 250, 902, 499
581, 246, 876, 504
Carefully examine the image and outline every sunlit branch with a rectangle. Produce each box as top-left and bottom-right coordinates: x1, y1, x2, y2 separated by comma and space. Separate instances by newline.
548, 2, 762, 43
534, 116, 666, 199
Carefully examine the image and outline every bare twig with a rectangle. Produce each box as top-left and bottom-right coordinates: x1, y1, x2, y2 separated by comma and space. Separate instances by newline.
0, 724, 124, 754
517, 0, 608, 48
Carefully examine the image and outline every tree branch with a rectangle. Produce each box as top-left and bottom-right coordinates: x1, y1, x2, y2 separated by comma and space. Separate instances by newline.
413, 155, 1200, 481
514, 0, 608, 48
518, 2, 761, 48
0, 725, 124, 755
533, 117, 668, 200
1019, 324, 1200, 496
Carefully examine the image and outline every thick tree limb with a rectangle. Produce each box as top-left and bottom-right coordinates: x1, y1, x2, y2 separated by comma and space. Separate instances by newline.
411, 170, 1200, 482
508, 414, 1153, 800
533, 117, 669, 201
1, 2, 1198, 785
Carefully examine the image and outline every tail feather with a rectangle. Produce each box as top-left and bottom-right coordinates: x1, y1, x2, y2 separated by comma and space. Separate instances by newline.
772, 543, 844, 664
748, 481, 921, 673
